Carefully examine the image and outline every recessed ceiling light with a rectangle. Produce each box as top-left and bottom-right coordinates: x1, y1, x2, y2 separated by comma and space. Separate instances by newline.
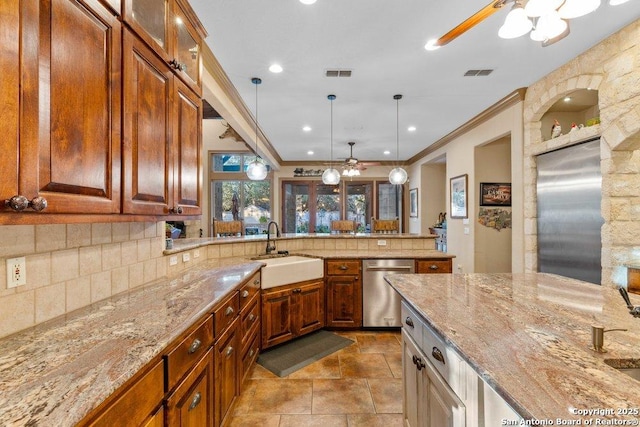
307, 150, 314, 155
269, 64, 283, 73
564, 96, 571, 102
424, 39, 441, 51
383, 150, 391, 155
302, 126, 312, 132
408, 126, 416, 132
300, 0, 317, 4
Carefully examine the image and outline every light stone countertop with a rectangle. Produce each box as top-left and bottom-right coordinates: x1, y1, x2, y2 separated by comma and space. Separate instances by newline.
0, 260, 262, 427
385, 273, 640, 422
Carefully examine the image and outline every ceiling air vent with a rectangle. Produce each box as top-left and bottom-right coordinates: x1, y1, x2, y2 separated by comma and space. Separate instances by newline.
464, 69, 493, 77
325, 69, 352, 77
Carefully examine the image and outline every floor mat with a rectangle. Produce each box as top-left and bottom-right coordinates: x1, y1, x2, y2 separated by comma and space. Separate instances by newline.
257, 330, 354, 377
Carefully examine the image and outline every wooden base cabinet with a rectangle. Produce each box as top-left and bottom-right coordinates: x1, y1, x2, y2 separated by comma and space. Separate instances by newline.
261, 280, 324, 349
166, 348, 214, 427
325, 259, 362, 329
214, 317, 239, 427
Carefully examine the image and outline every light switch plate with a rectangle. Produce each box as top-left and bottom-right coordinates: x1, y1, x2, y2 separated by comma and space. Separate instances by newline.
169, 256, 178, 266
464, 227, 470, 235
463, 218, 469, 225
377, 240, 387, 246
182, 252, 190, 263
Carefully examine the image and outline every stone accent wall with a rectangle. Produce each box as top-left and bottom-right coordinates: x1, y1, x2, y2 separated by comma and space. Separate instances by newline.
523, 21, 640, 287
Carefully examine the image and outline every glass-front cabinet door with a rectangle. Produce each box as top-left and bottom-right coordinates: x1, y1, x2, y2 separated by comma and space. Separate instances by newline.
125, 0, 170, 57
174, 5, 200, 89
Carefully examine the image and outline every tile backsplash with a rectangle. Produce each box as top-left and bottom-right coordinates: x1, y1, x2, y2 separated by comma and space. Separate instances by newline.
0, 222, 166, 339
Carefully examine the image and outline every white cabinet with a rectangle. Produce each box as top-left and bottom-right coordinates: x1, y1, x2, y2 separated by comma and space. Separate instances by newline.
400, 300, 521, 427
402, 329, 466, 427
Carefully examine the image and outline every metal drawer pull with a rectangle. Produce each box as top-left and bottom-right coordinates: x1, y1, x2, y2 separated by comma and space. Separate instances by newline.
187, 339, 201, 354
339, 265, 348, 270
226, 346, 234, 356
225, 306, 234, 316
429, 264, 439, 270
405, 317, 414, 328
249, 349, 255, 357
292, 288, 301, 293
412, 354, 426, 371
432, 346, 445, 364
249, 313, 255, 322
242, 290, 250, 298
188, 392, 201, 411
253, 279, 260, 285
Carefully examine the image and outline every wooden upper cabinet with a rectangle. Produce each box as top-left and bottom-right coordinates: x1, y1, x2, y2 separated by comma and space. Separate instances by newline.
8, 0, 122, 215
173, 78, 202, 215
123, 0, 205, 95
122, 29, 173, 215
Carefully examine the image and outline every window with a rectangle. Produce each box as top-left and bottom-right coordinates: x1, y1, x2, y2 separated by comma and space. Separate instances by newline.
281, 179, 403, 233
209, 152, 272, 235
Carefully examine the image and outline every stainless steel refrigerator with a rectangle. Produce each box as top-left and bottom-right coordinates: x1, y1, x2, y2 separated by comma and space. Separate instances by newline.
536, 139, 604, 284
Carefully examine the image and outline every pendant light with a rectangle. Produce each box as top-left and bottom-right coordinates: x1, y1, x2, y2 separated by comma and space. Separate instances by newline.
246, 77, 268, 181
389, 94, 408, 185
322, 94, 341, 185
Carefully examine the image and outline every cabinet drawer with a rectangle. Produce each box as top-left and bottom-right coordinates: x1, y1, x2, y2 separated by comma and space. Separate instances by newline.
239, 272, 261, 311
240, 294, 260, 346
166, 315, 214, 391
422, 323, 464, 396
214, 292, 240, 338
87, 359, 164, 427
166, 348, 214, 427
416, 259, 452, 274
401, 301, 424, 349
239, 330, 260, 389
326, 259, 360, 275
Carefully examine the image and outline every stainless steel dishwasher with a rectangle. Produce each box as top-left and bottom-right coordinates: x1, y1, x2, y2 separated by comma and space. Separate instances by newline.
362, 259, 414, 327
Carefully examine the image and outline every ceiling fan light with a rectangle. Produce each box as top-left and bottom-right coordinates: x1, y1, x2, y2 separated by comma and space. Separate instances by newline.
558, 0, 601, 19
389, 167, 408, 185
246, 158, 268, 180
524, 0, 564, 17
424, 39, 441, 51
536, 11, 568, 40
322, 168, 341, 185
498, 4, 533, 39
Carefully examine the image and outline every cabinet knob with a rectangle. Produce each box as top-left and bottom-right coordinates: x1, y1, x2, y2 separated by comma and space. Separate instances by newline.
3, 195, 47, 212
249, 349, 255, 357
253, 279, 260, 285
249, 313, 256, 322
169, 59, 186, 71
187, 338, 202, 354
292, 288, 301, 293
405, 317, 414, 328
431, 346, 446, 365
225, 306, 234, 316
188, 392, 202, 411
339, 265, 348, 271
242, 290, 250, 298
226, 346, 234, 357
429, 264, 439, 270
169, 206, 183, 214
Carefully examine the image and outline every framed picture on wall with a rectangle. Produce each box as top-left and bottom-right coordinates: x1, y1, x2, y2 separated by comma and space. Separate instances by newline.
409, 188, 418, 218
450, 174, 468, 219
480, 183, 511, 206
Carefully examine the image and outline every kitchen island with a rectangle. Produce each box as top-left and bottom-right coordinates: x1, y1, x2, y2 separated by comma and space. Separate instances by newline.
386, 273, 640, 423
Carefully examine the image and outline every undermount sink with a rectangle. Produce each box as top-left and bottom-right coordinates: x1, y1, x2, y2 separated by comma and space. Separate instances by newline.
604, 359, 640, 381
255, 255, 324, 289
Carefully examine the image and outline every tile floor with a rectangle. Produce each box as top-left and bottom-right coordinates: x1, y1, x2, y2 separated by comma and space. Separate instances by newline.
227, 330, 404, 427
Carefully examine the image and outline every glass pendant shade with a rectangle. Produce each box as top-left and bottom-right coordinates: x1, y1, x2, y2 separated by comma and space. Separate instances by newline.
322, 168, 341, 185
558, 0, 601, 19
389, 167, 408, 185
247, 159, 268, 180
524, 0, 564, 17
498, 2, 533, 39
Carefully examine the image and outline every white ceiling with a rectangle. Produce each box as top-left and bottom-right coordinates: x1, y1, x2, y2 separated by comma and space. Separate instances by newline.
190, 0, 640, 165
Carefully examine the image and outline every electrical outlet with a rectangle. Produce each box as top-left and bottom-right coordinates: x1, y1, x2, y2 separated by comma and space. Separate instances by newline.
377, 240, 387, 246
464, 227, 470, 235
182, 252, 190, 263
7, 257, 26, 288
194, 249, 200, 258
169, 256, 178, 266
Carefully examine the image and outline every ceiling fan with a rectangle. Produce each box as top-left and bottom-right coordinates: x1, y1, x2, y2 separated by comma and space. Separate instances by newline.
425, 0, 607, 50
341, 142, 380, 172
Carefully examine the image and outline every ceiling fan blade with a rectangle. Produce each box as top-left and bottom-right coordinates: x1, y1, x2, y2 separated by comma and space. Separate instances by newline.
434, 0, 508, 48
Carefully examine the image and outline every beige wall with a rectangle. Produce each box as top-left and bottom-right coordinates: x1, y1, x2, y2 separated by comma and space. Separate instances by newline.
523, 20, 640, 288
